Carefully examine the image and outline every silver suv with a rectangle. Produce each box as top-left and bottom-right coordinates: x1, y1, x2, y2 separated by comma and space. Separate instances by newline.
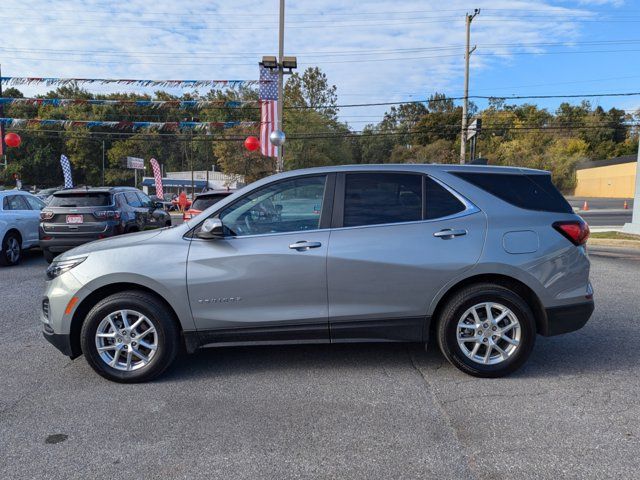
41, 165, 593, 382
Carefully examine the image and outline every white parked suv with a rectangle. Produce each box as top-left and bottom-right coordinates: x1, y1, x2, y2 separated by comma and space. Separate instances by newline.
0, 190, 45, 265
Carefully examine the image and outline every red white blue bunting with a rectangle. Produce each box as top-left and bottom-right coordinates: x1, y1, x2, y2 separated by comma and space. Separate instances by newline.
1, 77, 267, 89
0, 97, 257, 109
0, 117, 258, 131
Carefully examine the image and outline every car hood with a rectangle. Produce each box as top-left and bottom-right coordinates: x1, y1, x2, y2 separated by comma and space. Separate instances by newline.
59, 228, 167, 259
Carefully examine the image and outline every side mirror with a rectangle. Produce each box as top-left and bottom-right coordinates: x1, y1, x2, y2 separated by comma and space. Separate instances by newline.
196, 218, 224, 239
154, 201, 164, 209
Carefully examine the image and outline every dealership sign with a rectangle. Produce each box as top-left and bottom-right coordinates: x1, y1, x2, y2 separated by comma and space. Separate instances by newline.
126, 156, 145, 170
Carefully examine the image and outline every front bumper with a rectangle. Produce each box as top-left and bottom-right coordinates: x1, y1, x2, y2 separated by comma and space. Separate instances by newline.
541, 300, 594, 336
42, 326, 76, 358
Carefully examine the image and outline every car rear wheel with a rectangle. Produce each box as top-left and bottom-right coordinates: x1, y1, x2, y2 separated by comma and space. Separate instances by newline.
0, 232, 22, 266
436, 283, 536, 378
80, 291, 180, 383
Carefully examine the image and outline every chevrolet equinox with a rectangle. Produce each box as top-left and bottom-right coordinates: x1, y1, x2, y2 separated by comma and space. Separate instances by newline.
41, 165, 594, 382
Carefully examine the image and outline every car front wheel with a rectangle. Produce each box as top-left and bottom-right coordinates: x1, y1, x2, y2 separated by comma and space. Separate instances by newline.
80, 291, 180, 383
436, 283, 536, 378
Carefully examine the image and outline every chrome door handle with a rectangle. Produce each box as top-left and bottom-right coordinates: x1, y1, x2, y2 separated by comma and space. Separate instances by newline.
433, 229, 467, 239
289, 241, 322, 251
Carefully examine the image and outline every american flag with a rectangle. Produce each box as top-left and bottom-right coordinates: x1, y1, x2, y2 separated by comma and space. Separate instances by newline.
60, 154, 74, 188
259, 65, 278, 158
150, 158, 163, 198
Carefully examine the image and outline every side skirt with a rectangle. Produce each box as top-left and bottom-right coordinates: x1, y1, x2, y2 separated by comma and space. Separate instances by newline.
183, 316, 431, 352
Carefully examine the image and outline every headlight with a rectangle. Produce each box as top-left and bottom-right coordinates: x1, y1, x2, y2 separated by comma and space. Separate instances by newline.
46, 257, 86, 280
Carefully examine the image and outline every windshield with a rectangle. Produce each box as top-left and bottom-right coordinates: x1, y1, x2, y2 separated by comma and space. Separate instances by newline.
191, 194, 230, 211
49, 192, 113, 207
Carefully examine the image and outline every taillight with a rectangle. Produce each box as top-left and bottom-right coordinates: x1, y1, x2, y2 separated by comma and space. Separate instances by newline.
553, 220, 590, 246
95, 210, 121, 220
40, 210, 54, 221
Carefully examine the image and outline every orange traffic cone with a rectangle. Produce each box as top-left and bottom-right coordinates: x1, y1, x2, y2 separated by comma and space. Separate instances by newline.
624, 200, 629, 209
582, 200, 589, 211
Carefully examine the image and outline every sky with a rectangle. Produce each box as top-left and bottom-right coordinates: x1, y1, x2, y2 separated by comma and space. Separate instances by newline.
0, 0, 638, 127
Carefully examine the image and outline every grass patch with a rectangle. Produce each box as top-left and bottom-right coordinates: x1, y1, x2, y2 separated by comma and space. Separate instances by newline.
590, 231, 640, 241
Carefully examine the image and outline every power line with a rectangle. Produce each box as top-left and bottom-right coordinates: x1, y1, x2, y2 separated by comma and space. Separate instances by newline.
2, 91, 640, 112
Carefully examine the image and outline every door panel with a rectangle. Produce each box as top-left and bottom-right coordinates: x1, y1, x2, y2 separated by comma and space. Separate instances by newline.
186, 174, 333, 338
327, 213, 486, 331
186, 230, 330, 333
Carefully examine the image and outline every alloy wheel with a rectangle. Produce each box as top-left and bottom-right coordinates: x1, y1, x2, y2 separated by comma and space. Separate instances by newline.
456, 302, 521, 365
95, 310, 158, 371
6, 237, 20, 264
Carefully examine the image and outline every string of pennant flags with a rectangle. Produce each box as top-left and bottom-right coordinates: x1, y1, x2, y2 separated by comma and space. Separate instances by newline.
0, 97, 258, 109
0, 77, 269, 89
0, 117, 259, 131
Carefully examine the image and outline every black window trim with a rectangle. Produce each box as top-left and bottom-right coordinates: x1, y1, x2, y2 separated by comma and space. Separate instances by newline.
188, 172, 336, 240
331, 171, 479, 230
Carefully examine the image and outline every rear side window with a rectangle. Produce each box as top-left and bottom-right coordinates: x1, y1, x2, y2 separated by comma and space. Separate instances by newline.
343, 173, 422, 227
48, 193, 113, 207
3, 195, 30, 211
452, 172, 573, 214
425, 177, 466, 219
192, 194, 230, 211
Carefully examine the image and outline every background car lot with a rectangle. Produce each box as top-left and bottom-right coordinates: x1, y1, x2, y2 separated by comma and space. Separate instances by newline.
0, 248, 638, 479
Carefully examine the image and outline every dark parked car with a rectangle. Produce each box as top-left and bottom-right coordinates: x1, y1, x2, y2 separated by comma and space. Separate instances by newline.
40, 187, 171, 263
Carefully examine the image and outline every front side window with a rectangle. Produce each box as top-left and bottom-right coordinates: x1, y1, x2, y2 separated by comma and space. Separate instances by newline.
218, 176, 326, 237
24, 195, 46, 210
137, 192, 154, 208
343, 173, 422, 227
125, 192, 142, 207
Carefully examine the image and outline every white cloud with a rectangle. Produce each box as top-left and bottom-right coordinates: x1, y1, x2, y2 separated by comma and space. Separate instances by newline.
0, 0, 609, 124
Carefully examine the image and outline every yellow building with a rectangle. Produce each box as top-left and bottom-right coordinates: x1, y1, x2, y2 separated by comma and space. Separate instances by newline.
574, 155, 637, 198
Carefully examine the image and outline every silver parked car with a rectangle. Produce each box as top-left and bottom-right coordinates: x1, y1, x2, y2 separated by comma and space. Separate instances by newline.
1, 190, 46, 266
41, 165, 593, 382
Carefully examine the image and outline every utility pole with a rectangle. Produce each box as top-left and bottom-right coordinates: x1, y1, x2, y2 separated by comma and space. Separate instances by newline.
460, 9, 480, 164
0, 65, 6, 170
101, 140, 105, 186
276, 0, 285, 173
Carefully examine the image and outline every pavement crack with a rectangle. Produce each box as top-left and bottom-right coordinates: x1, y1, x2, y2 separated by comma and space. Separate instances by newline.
407, 347, 479, 480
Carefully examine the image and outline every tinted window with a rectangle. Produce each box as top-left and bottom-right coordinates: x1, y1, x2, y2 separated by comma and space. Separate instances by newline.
425, 177, 466, 219
3, 195, 30, 211
24, 195, 46, 210
452, 172, 573, 214
343, 173, 422, 227
137, 192, 153, 208
218, 176, 326, 236
49, 193, 112, 207
125, 192, 143, 207
192, 194, 231, 211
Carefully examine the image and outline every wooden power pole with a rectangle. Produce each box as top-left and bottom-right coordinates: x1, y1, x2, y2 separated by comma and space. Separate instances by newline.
460, 9, 480, 164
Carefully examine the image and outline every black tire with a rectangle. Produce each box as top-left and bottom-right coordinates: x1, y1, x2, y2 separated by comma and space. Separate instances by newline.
436, 283, 536, 378
80, 291, 180, 383
43, 249, 56, 264
0, 231, 22, 266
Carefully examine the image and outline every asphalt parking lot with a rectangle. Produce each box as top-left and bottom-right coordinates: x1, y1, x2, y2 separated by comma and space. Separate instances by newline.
1, 248, 639, 479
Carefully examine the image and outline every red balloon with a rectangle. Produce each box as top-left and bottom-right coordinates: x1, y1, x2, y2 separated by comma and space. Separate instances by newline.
244, 136, 260, 151
4, 132, 21, 148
